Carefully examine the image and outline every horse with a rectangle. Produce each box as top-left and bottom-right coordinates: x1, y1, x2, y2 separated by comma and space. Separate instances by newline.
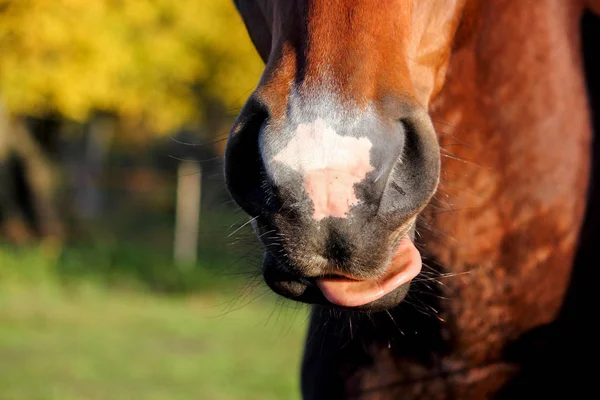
225, 1, 600, 398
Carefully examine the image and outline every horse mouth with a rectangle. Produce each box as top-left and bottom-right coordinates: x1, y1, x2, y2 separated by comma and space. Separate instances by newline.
315, 236, 421, 308
263, 234, 422, 310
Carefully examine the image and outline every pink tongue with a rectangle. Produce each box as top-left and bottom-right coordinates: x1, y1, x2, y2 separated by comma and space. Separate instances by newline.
316, 238, 422, 308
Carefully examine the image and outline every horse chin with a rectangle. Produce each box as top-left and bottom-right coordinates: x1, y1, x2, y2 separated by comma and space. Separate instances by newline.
262, 251, 412, 312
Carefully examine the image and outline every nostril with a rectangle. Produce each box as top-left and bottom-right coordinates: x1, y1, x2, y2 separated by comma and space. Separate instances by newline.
377, 108, 440, 224
224, 99, 274, 217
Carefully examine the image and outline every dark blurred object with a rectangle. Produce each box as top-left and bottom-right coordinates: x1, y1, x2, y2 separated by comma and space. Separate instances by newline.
0, 110, 63, 242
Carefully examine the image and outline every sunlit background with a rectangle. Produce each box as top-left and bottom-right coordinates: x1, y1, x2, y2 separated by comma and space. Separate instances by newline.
0, 1, 307, 399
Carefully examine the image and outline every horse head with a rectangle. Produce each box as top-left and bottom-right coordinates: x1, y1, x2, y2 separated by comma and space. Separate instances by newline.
225, 0, 470, 310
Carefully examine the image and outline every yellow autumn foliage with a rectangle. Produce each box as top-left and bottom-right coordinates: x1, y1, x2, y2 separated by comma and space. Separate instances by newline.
0, 0, 264, 133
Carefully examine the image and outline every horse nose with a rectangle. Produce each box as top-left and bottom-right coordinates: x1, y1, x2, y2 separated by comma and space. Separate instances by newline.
258, 106, 439, 227
225, 95, 403, 223
225, 95, 440, 225
260, 112, 414, 223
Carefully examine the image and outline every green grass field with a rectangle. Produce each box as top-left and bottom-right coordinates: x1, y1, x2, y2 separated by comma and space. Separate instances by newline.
0, 247, 308, 400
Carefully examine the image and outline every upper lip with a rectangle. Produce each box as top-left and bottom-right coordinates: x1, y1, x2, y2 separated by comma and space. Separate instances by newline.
317, 272, 363, 281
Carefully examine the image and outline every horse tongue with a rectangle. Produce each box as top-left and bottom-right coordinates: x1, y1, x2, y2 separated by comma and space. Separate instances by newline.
316, 238, 422, 308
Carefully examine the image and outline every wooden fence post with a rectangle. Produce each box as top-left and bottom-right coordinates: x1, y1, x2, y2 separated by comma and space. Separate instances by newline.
174, 159, 201, 268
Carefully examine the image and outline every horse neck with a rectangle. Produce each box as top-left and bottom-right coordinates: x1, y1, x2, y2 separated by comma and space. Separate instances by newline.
423, 0, 590, 364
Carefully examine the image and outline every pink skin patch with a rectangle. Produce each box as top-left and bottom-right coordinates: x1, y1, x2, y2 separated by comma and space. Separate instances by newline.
316, 237, 421, 307
273, 118, 374, 220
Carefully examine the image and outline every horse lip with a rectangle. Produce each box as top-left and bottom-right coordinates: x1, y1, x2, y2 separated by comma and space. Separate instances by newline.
315, 235, 421, 308
262, 249, 415, 311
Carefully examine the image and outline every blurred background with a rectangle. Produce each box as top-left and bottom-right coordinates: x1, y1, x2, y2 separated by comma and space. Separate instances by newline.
0, 1, 307, 399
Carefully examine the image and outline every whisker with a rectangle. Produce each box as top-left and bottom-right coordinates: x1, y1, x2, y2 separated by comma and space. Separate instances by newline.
228, 216, 259, 237
385, 310, 405, 336
169, 134, 228, 147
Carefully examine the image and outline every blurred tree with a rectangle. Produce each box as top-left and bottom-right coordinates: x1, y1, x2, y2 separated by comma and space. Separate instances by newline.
0, 0, 263, 133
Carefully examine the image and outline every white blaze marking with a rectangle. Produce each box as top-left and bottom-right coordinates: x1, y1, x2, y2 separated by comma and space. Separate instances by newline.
273, 118, 374, 220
